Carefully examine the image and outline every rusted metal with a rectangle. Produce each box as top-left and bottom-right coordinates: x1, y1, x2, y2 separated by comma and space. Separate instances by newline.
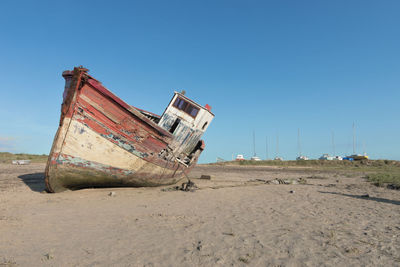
45, 67, 214, 192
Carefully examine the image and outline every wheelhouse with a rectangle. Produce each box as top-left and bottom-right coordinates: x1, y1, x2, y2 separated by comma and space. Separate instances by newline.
158, 92, 214, 161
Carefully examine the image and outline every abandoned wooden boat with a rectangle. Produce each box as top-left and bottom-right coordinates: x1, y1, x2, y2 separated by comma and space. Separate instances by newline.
45, 67, 214, 192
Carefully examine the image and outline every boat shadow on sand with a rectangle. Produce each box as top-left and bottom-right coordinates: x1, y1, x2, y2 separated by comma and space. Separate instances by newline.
18, 173, 46, 192
319, 191, 400, 206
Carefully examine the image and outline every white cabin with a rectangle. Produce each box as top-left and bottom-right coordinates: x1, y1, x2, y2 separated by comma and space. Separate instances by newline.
158, 92, 214, 159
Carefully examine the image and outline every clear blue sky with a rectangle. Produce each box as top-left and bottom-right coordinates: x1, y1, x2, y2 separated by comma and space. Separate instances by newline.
0, 0, 399, 162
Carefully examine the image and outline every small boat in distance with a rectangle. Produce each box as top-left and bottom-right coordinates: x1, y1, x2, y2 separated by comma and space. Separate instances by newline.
319, 154, 334, 160
296, 155, 309, 161
250, 131, 261, 161
333, 156, 343, 161
235, 154, 245, 161
348, 154, 369, 160
348, 123, 369, 160
296, 129, 309, 161
45, 67, 214, 192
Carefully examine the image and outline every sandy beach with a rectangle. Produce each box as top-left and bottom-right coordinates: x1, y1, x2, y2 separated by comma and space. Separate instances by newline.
0, 163, 399, 266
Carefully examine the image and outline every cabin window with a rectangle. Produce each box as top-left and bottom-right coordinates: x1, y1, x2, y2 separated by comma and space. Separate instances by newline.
189, 106, 199, 117
169, 118, 181, 133
173, 97, 199, 118
174, 98, 187, 110
202, 121, 208, 130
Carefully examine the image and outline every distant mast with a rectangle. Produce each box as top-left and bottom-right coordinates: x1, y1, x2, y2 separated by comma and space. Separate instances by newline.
353, 122, 356, 154
297, 128, 301, 157
265, 136, 269, 160
253, 131, 256, 157
363, 141, 366, 156
276, 133, 279, 158
332, 130, 335, 156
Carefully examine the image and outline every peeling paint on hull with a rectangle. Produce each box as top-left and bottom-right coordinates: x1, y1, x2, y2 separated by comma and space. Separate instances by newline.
47, 154, 184, 192
45, 67, 202, 193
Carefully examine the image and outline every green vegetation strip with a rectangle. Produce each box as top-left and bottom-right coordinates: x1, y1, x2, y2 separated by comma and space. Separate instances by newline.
233, 159, 400, 168
366, 172, 400, 187
212, 160, 400, 189
0, 152, 48, 163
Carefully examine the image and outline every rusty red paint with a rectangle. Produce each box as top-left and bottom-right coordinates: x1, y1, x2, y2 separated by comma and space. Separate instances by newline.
78, 83, 172, 143
74, 95, 174, 168
86, 79, 172, 137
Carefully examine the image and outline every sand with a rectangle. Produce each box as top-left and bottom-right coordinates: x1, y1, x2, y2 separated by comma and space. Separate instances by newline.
0, 163, 399, 266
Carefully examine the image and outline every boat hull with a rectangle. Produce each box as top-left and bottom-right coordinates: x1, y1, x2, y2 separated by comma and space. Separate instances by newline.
45, 68, 202, 193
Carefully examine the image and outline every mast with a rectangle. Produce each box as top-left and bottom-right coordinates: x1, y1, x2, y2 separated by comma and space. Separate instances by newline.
276, 133, 279, 158
332, 130, 335, 156
265, 136, 269, 160
253, 131, 256, 157
353, 122, 356, 154
297, 128, 301, 157
363, 141, 366, 155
